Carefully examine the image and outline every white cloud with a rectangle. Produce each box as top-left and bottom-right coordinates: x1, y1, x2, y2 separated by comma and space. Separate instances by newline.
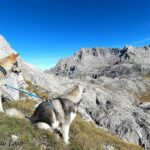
132, 38, 150, 45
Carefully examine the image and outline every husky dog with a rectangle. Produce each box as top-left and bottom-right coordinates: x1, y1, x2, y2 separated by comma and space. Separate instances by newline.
30, 83, 85, 144
0, 53, 19, 112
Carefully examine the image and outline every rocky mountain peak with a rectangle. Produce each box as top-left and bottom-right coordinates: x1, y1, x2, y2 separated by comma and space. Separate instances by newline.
0, 35, 15, 56
47, 45, 150, 79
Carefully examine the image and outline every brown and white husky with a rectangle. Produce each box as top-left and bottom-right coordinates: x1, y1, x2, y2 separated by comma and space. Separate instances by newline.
0, 53, 19, 112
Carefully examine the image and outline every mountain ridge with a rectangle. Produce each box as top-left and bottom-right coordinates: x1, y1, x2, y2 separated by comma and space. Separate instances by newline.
46, 45, 150, 79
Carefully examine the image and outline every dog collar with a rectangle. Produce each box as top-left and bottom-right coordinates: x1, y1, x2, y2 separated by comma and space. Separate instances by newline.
0, 66, 7, 76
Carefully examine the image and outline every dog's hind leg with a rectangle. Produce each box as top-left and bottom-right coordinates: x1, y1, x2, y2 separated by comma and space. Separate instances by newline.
62, 112, 76, 144
51, 111, 59, 129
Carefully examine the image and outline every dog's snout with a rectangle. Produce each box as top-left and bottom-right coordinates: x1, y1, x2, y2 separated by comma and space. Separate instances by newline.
14, 70, 21, 75
12, 67, 22, 75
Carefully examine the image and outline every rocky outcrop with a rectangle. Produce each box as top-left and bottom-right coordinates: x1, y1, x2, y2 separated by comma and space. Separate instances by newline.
78, 76, 150, 150
47, 46, 150, 79
0, 35, 74, 100
46, 46, 150, 149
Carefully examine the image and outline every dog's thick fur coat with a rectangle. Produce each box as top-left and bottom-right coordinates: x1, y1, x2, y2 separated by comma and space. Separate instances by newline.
0, 53, 19, 112
30, 84, 85, 144
4, 73, 85, 144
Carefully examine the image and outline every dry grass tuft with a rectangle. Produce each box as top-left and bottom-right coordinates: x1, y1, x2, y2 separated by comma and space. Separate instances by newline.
138, 75, 150, 102
4, 99, 36, 116
143, 75, 150, 80
25, 80, 51, 100
138, 92, 150, 103
69, 115, 143, 150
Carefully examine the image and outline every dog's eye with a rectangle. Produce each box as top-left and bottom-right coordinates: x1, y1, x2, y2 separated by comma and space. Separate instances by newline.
13, 62, 18, 66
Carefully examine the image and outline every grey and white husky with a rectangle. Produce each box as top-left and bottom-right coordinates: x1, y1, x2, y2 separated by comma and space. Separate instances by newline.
29, 83, 85, 144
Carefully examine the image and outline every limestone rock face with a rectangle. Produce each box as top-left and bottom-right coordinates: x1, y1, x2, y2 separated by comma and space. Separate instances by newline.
77, 76, 150, 150
47, 46, 150, 150
47, 46, 150, 79
0, 35, 74, 100
0, 35, 16, 56
17, 58, 77, 98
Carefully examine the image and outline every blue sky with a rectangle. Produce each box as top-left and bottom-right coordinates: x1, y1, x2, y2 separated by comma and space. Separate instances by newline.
0, 0, 150, 70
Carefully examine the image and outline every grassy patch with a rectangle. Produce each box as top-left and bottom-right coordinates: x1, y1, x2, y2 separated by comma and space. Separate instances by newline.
69, 115, 143, 150
0, 113, 66, 150
138, 75, 150, 103
3, 99, 36, 116
0, 100, 143, 150
25, 80, 51, 100
138, 92, 150, 103
143, 75, 150, 80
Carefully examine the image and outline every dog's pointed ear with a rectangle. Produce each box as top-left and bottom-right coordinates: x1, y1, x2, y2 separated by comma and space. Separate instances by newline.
13, 53, 19, 59
76, 83, 80, 86
15, 53, 19, 57
7, 53, 19, 61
